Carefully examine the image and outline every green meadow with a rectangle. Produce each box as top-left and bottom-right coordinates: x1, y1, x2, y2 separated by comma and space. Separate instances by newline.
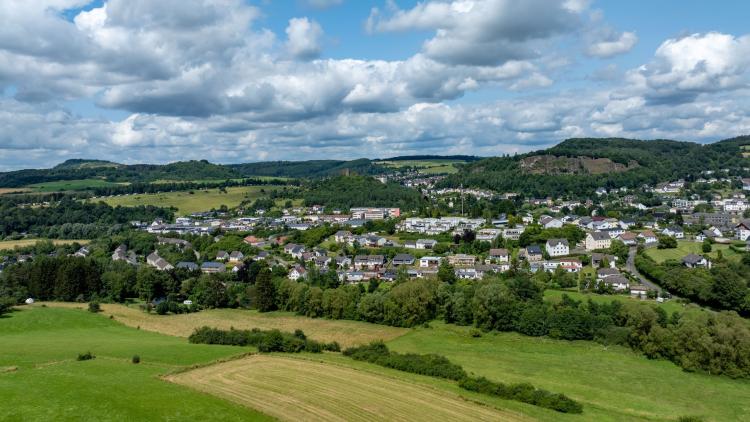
93, 185, 280, 215
388, 322, 750, 421
3, 304, 749, 421
0, 306, 272, 421
644, 240, 740, 263
25, 179, 126, 192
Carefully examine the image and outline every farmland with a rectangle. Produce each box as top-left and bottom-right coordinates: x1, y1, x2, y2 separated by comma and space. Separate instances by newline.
167, 354, 524, 422
376, 159, 465, 174
92, 185, 281, 215
0, 306, 272, 421
25, 178, 126, 192
644, 240, 740, 263
43, 302, 407, 349
6, 303, 750, 421
388, 322, 750, 422
543, 289, 688, 315
0, 238, 89, 251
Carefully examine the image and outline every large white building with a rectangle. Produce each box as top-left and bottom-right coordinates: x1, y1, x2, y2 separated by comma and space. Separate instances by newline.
545, 239, 569, 257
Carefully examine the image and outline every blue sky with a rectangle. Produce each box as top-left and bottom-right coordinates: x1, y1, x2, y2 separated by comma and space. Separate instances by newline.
1, 0, 749, 170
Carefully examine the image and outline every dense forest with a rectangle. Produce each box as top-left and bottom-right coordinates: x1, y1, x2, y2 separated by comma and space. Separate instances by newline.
440, 136, 750, 197
230, 158, 387, 178
0, 160, 240, 187
302, 175, 426, 210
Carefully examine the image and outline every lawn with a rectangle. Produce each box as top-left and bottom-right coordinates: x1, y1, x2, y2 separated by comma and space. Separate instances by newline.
0, 306, 272, 421
388, 322, 750, 422
167, 354, 524, 422
25, 178, 126, 192
0, 238, 89, 251
543, 289, 689, 315
44, 302, 408, 349
92, 185, 280, 215
644, 240, 739, 263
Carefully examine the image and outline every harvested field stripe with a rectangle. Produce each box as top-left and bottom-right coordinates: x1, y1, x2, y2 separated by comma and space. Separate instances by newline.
39, 302, 407, 349
166, 355, 532, 422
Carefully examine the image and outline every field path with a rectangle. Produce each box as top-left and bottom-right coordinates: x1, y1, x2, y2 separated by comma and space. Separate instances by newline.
166, 354, 532, 422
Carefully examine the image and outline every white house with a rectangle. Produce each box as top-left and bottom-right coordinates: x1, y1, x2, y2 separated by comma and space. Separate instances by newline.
638, 230, 658, 245
419, 256, 442, 268
539, 216, 563, 229
488, 248, 510, 263
545, 239, 569, 257
661, 226, 685, 239
736, 220, 750, 241
289, 266, 307, 281
682, 254, 710, 268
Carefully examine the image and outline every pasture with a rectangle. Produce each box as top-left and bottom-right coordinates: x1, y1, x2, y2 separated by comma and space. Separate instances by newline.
376, 159, 464, 174
25, 178, 125, 192
0, 306, 272, 421
543, 289, 689, 315
0, 238, 89, 251
92, 185, 280, 215
167, 354, 525, 422
44, 302, 407, 348
388, 322, 750, 421
7, 302, 750, 421
644, 240, 739, 263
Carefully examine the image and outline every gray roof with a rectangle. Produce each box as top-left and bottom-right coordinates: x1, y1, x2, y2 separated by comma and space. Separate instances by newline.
682, 254, 705, 265
589, 231, 611, 241
176, 262, 199, 270
546, 238, 569, 247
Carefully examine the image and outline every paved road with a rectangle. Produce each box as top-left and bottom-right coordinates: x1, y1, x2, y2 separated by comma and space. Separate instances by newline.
625, 247, 662, 291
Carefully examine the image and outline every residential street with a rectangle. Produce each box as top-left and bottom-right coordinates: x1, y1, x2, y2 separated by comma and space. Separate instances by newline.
625, 247, 662, 292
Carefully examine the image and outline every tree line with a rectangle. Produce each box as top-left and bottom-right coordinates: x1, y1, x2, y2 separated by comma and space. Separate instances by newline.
0, 197, 172, 238
635, 253, 750, 316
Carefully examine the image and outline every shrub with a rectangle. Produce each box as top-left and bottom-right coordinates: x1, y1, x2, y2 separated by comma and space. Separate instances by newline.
469, 328, 482, 338
459, 376, 583, 414
0, 297, 14, 316
188, 326, 336, 353
132, 355, 140, 364
77, 352, 95, 361
88, 301, 101, 313
343, 341, 467, 381
155, 301, 169, 315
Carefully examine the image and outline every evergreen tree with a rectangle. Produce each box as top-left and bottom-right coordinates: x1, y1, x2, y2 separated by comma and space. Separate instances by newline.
255, 268, 277, 312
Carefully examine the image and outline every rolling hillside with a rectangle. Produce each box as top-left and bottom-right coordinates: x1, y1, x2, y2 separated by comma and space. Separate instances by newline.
440, 136, 750, 197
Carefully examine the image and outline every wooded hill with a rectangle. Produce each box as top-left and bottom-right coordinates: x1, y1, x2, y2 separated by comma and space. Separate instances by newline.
0, 155, 476, 188
440, 136, 750, 197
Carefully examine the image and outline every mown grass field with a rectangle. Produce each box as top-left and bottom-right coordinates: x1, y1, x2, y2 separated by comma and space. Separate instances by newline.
0, 306, 272, 421
376, 159, 464, 174
389, 322, 750, 422
44, 302, 407, 348
92, 185, 280, 215
0, 238, 90, 251
644, 240, 739, 263
7, 302, 750, 421
543, 289, 689, 315
167, 354, 525, 422
25, 178, 126, 192
0, 188, 31, 195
